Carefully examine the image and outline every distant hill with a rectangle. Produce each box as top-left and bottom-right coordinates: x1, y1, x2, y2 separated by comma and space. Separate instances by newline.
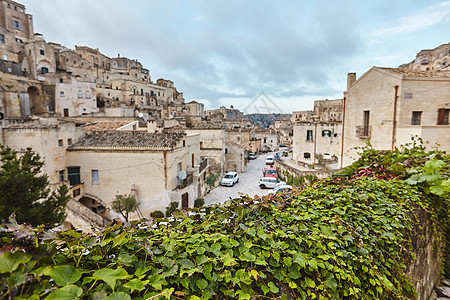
244, 113, 291, 128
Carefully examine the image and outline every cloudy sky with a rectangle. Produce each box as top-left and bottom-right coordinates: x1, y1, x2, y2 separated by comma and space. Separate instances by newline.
20, 0, 450, 113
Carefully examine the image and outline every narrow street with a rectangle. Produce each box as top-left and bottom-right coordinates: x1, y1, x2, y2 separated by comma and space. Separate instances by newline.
204, 153, 273, 206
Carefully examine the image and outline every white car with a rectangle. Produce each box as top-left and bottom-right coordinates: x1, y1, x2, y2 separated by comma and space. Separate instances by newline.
259, 177, 286, 189
265, 155, 274, 165
269, 185, 293, 195
221, 172, 239, 186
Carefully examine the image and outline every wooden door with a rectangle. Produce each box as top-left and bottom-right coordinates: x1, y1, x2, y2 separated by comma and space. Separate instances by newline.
182, 193, 188, 209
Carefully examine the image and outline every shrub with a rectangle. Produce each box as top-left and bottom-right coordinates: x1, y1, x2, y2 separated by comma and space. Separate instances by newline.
149, 210, 164, 219
165, 201, 179, 217
194, 198, 205, 208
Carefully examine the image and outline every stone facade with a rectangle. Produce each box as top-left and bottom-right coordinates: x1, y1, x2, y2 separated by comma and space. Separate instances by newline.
342, 67, 450, 167
399, 43, 450, 73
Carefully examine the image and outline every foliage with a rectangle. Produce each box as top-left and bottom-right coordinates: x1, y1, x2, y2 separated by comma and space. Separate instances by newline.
341, 137, 449, 275
277, 168, 317, 187
150, 211, 164, 219
165, 202, 179, 217
0, 145, 70, 227
194, 198, 205, 208
206, 170, 221, 188
111, 194, 139, 222
0, 139, 447, 299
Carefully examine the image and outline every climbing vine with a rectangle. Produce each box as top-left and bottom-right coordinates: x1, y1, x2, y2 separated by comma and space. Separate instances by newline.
0, 137, 448, 299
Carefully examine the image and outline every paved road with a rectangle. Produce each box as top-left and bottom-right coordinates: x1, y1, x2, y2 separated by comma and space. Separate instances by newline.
204, 153, 273, 205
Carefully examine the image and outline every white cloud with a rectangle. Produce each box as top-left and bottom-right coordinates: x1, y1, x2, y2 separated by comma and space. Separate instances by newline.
371, 1, 450, 39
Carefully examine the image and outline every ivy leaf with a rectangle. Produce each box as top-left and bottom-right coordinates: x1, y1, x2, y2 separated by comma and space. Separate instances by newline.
124, 279, 147, 292
91, 268, 129, 290
196, 278, 208, 290
268, 281, 279, 294
148, 274, 168, 290
46, 265, 83, 286
0, 252, 30, 273
118, 254, 138, 267
249, 269, 258, 280
261, 285, 270, 295
180, 259, 195, 269
103, 292, 132, 300
222, 254, 237, 266
324, 274, 338, 291
45, 284, 83, 300
239, 251, 256, 262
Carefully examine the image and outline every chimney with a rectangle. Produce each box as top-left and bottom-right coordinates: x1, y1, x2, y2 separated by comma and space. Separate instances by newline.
147, 120, 156, 133
347, 73, 356, 91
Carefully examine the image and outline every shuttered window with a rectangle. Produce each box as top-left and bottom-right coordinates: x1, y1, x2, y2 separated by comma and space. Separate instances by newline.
437, 108, 449, 125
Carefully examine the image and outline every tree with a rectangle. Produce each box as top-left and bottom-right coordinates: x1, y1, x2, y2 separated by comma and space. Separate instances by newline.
111, 194, 139, 222
0, 145, 70, 227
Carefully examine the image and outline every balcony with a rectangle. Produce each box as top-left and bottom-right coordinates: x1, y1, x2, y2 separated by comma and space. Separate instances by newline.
178, 172, 194, 189
356, 125, 371, 139
199, 158, 208, 173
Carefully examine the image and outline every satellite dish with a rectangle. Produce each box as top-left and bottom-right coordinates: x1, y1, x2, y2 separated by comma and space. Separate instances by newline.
178, 170, 187, 180
138, 112, 144, 118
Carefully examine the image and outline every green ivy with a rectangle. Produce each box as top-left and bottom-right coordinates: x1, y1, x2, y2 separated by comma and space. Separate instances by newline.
0, 138, 447, 299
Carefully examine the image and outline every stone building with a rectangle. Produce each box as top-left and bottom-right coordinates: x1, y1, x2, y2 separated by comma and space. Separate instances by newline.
341, 67, 450, 167
399, 43, 450, 73
67, 130, 206, 219
292, 99, 343, 168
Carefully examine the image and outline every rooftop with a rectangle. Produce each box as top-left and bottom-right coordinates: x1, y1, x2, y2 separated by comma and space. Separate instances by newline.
72, 131, 185, 149
82, 121, 131, 131
380, 67, 450, 78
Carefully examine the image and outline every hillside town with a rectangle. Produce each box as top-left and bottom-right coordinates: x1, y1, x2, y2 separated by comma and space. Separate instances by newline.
1, 0, 449, 231
1, 1, 450, 299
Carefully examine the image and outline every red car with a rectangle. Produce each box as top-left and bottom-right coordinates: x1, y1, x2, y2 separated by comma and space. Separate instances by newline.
262, 168, 278, 179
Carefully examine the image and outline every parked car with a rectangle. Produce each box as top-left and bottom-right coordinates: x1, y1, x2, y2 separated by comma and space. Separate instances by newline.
259, 177, 286, 189
269, 184, 293, 195
248, 153, 257, 160
262, 167, 278, 178
265, 155, 274, 165
220, 172, 239, 186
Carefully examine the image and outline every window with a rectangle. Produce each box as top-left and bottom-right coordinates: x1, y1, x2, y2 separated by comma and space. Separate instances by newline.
58, 139, 63, 147
86, 91, 90, 98
92, 170, 99, 184
304, 152, 311, 159
192, 153, 195, 168
120, 63, 123, 68
68, 167, 81, 186
90, 55, 94, 61
264, 138, 267, 143
437, 108, 450, 125
67, 138, 72, 146
225, 148, 228, 154
141, 89, 143, 95
60, 91, 64, 97
0, 34, 4, 43
64, 108, 69, 117
363, 110, 370, 136
12, 20, 22, 30
411, 111, 422, 125
40, 49, 45, 55
322, 130, 331, 137
306, 130, 313, 141
41, 67, 49, 74
59, 78, 63, 83
183, 140, 186, 147
59, 170, 65, 183
15, 38, 23, 43
78, 90, 82, 98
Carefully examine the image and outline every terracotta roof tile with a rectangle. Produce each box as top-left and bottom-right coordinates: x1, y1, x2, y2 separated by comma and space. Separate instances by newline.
380, 67, 450, 78
83, 121, 130, 131
72, 131, 185, 149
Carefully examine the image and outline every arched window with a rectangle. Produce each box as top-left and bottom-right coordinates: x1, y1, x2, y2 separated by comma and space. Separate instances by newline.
304, 152, 311, 159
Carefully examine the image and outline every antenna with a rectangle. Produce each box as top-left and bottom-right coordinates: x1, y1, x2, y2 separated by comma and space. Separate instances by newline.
177, 170, 187, 180
138, 112, 144, 118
